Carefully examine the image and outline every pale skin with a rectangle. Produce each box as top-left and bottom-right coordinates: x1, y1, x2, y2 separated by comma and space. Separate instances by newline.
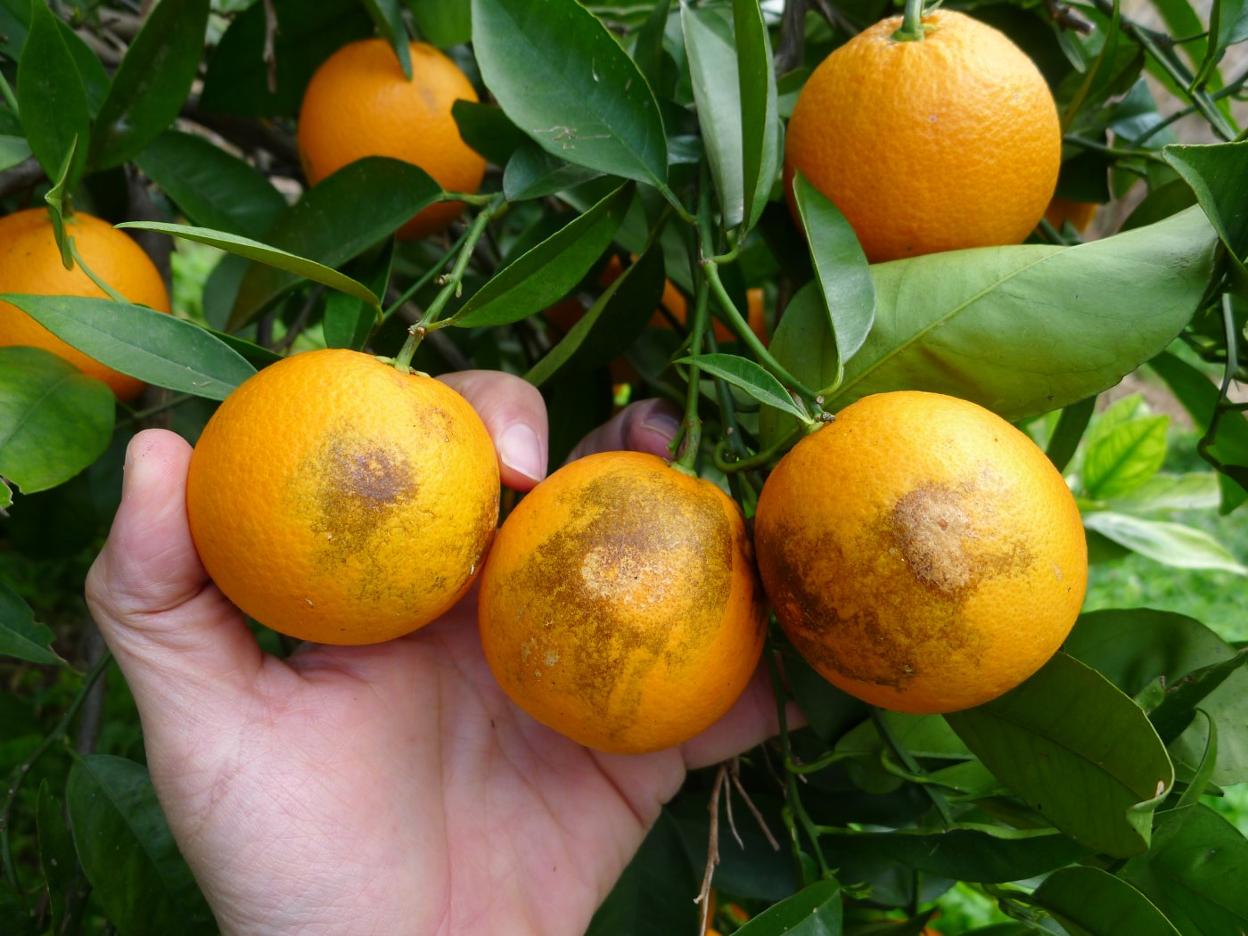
86, 371, 788, 936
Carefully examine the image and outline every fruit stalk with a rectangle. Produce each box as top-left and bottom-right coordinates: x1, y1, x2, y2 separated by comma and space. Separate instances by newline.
892, 0, 926, 42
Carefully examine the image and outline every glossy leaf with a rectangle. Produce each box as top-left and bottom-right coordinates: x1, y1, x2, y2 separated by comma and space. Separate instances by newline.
947, 652, 1173, 857
361, 0, 412, 78
734, 879, 842, 936
407, 0, 473, 47
472, 0, 668, 187
1082, 512, 1248, 575
90, 0, 210, 169
16, 0, 89, 185
632, 0, 670, 90
199, 0, 374, 117
1163, 140, 1248, 265
1033, 866, 1180, 936
4, 294, 256, 401
1120, 805, 1248, 935
452, 184, 631, 327
1047, 396, 1096, 473
452, 100, 529, 166
503, 142, 603, 201
734, 0, 780, 231
136, 131, 287, 239
683, 5, 744, 227
0, 577, 58, 665
0, 348, 113, 494
793, 172, 875, 373
323, 243, 394, 350
1150, 650, 1248, 741
679, 353, 809, 421
1082, 412, 1169, 499
227, 158, 441, 327
67, 756, 215, 936
1111, 472, 1222, 512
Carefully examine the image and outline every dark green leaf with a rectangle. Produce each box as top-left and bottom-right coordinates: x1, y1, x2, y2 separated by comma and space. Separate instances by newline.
585, 810, 699, 935
734, 0, 780, 232
228, 158, 441, 328
0, 577, 58, 664
682, 4, 744, 227
0, 348, 113, 494
203, 328, 283, 369
679, 353, 809, 421
734, 878, 842, 936
90, 0, 210, 169
1176, 710, 1218, 807
136, 131, 287, 238
67, 755, 215, 936
503, 142, 603, 201
451, 100, 529, 166
1123, 179, 1198, 231
1082, 512, 1247, 574
792, 172, 875, 376
16, 0, 89, 185
632, 0, 670, 90
199, 0, 374, 118
3, 294, 256, 401
1121, 805, 1248, 935
1032, 866, 1180, 936
947, 653, 1174, 857
361, 0, 412, 78
1047, 396, 1096, 473
452, 184, 631, 327
1151, 650, 1248, 740
1163, 140, 1248, 265
58, 22, 110, 118
472, 0, 668, 188
324, 243, 394, 350
407, 0, 473, 47
36, 781, 81, 936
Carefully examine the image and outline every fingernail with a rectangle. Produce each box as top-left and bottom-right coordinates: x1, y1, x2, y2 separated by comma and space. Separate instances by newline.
499, 423, 546, 482
641, 412, 680, 443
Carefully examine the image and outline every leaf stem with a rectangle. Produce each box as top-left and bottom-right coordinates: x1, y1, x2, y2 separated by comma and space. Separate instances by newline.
892, 0, 926, 41
713, 424, 803, 473
869, 708, 954, 827
675, 180, 715, 473
393, 194, 503, 372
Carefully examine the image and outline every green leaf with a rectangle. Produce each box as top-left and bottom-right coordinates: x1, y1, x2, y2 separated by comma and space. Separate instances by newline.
1046, 396, 1096, 473
503, 142, 603, 201
947, 652, 1174, 857
67, 755, 214, 936
679, 353, 808, 421
0, 577, 58, 665
135, 131, 287, 239
792, 172, 875, 375
16, 0, 89, 185
199, 0, 374, 118
584, 809, 699, 935
452, 184, 631, 327
733, 0, 780, 232
1032, 866, 1181, 936
407, 0, 473, 48
836, 712, 971, 760
323, 243, 394, 350
36, 781, 80, 936
766, 208, 1216, 442
361, 0, 412, 78
472, 0, 668, 188
734, 879, 842, 936
0, 133, 31, 172
1083, 412, 1169, 499
451, 100, 529, 166
1176, 710, 1218, 808
1163, 141, 1248, 265
682, 4, 745, 227
3, 294, 256, 402
632, 0, 670, 92
1082, 512, 1248, 575
0, 348, 113, 494
1120, 805, 1248, 935
1151, 650, 1248, 741
0, 479, 11, 510
203, 328, 283, 369
1110, 472, 1221, 513
227, 158, 441, 328
89, 0, 210, 169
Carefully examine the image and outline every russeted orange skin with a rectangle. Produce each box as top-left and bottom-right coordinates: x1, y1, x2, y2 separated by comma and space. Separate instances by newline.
478, 452, 765, 753
1045, 197, 1098, 233
297, 39, 486, 239
0, 208, 170, 400
784, 11, 1061, 262
186, 349, 500, 645
755, 391, 1087, 714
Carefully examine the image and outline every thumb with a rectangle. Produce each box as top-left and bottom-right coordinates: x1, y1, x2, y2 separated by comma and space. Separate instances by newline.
86, 430, 262, 712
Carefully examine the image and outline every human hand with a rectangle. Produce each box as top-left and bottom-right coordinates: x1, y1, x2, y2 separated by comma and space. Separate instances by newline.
86, 372, 785, 935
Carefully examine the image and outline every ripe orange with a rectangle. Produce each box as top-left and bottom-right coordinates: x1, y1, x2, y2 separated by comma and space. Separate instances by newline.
187, 349, 499, 645
0, 208, 170, 401
1045, 197, 1098, 233
754, 391, 1086, 714
784, 10, 1061, 262
297, 39, 486, 239
478, 451, 765, 753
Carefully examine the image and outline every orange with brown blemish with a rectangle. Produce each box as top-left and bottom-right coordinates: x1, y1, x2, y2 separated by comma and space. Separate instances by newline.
186, 349, 499, 644
478, 452, 765, 753
754, 391, 1086, 713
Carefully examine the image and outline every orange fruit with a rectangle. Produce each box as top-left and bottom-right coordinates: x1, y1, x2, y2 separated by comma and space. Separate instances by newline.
1045, 197, 1098, 233
297, 39, 486, 239
478, 451, 765, 752
0, 208, 170, 401
754, 391, 1086, 714
187, 349, 499, 644
784, 10, 1061, 262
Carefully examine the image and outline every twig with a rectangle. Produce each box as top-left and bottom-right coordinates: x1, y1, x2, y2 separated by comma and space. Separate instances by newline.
262, 0, 279, 94
125, 166, 172, 288
272, 286, 321, 353
776, 0, 808, 74
723, 768, 744, 849
73, 625, 107, 755
730, 759, 781, 851
696, 764, 727, 936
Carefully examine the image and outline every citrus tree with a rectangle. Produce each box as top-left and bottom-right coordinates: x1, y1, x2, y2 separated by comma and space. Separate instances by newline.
1, 0, 1247, 933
